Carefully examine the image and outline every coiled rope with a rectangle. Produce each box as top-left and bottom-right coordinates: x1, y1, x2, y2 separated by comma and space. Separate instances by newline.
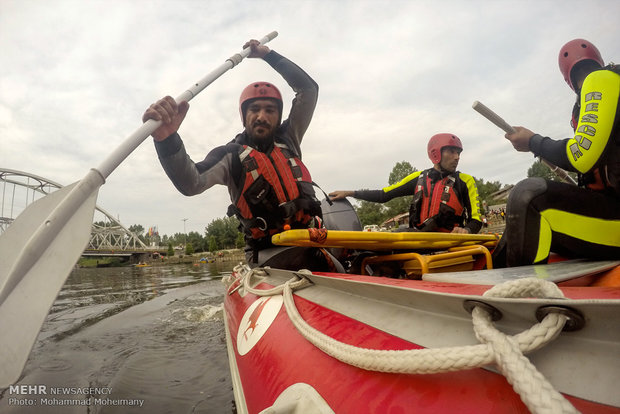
232, 266, 578, 414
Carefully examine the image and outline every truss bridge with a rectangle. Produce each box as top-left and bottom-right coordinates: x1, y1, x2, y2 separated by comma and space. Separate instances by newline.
1, 168, 149, 256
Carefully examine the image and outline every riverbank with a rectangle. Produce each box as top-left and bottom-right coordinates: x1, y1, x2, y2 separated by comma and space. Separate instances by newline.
78, 249, 247, 268
159, 250, 247, 266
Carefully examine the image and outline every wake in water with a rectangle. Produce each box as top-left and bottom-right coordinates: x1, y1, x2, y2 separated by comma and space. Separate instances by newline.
0, 265, 235, 414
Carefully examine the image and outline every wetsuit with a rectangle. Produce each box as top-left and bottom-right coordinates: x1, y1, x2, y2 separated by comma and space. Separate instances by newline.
354, 168, 483, 234
498, 67, 620, 266
153, 50, 323, 264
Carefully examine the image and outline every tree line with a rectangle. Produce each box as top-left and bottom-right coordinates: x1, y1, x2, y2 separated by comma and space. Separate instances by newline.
111, 158, 568, 249
94, 216, 244, 256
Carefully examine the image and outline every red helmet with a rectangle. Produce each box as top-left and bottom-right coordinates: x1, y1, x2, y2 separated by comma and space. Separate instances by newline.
239, 81, 283, 125
427, 133, 463, 164
558, 39, 603, 91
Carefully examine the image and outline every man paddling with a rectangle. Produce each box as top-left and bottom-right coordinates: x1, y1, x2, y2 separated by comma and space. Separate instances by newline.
493, 39, 620, 267
329, 134, 482, 234
143, 39, 334, 269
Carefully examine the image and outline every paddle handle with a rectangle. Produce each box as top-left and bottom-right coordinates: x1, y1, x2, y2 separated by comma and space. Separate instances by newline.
472, 100, 515, 134
96, 31, 278, 179
472, 100, 577, 185
176, 31, 278, 103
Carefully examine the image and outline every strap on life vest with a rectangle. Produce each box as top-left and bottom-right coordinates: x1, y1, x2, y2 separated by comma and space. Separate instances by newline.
229, 143, 323, 258
409, 170, 428, 228
274, 143, 333, 206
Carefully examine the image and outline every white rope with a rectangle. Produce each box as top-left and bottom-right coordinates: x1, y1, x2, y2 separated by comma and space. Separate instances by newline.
473, 278, 579, 414
234, 267, 579, 413
240, 266, 311, 296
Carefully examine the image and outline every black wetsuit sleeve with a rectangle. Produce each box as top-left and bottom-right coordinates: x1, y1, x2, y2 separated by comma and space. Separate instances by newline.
353, 178, 417, 203
154, 133, 238, 196
529, 135, 575, 171
263, 50, 318, 157
464, 216, 482, 234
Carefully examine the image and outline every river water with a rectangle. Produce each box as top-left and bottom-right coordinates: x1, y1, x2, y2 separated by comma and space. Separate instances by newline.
0, 260, 239, 413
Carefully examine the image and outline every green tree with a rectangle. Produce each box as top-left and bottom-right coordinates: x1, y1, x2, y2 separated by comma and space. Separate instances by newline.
354, 161, 418, 227
128, 224, 145, 235
388, 161, 416, 185
527, 159, 577, 183
171, 232, 186, 247
236, 232, 245, 248
185, 242, 195, 255
208, 236, 217, 252
355, 199, 387, 227
385, 161, 416, 219
187, 231, 205, 252
222, 217, 242, 248
528, 159, 557, 181
474, 177, 503, 210
128, 224, 146, 243
205, 216, 242, 250
167, 242, 174, 257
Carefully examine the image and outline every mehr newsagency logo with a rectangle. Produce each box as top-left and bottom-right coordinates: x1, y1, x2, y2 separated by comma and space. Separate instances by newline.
7, 384, 145, 408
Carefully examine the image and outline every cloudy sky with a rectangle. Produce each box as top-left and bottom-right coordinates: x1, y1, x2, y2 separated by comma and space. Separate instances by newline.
1, 0, 618, 236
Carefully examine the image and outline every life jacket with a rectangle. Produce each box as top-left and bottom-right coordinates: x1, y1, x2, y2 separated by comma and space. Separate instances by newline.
571, 64, 620, 194
409, 170, 466, 232
228, 142, 322, 246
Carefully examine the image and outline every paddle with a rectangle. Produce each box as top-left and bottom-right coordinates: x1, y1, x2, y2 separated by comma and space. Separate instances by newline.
0, 31, 278, 388
472, 101, 577, 185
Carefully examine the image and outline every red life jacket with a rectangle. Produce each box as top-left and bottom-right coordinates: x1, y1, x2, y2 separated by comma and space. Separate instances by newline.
229, 142, 321, 242
410, 170, 465, 232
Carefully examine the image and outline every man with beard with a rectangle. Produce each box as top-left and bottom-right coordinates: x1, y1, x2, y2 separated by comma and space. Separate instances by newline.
330, 133, 482, 234
143, 39, 331, 269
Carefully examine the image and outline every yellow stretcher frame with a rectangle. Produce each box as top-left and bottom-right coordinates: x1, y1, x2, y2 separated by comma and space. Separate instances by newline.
272, 229, 499, 251
360, 245, 493, 277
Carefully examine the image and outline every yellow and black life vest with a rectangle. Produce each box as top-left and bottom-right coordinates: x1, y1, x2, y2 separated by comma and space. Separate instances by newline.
409, 170, 465, 232
228, 142, 322, 244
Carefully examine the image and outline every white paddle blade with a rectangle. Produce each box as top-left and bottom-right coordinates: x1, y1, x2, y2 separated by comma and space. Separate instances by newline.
0, 183, 98, 387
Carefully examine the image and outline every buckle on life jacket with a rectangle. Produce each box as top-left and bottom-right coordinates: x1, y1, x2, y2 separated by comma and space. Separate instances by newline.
290, 164, 303, 180
229, 205, 268, 232
238, 216, 269, 233
242, 156, 259, 172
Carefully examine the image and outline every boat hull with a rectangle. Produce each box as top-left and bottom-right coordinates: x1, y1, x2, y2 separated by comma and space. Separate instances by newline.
223, 265, 620, 413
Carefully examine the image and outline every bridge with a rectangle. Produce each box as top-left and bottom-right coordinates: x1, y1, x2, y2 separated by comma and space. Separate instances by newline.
0, 168, 152, 259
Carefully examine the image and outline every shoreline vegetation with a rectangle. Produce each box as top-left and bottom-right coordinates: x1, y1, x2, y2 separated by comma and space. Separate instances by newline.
77, 221, 506, 269
77, 249, 247, 268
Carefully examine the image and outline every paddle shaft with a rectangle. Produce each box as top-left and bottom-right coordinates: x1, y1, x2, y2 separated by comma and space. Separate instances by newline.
472, 101, 577, 185
1, 31, 278, 303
